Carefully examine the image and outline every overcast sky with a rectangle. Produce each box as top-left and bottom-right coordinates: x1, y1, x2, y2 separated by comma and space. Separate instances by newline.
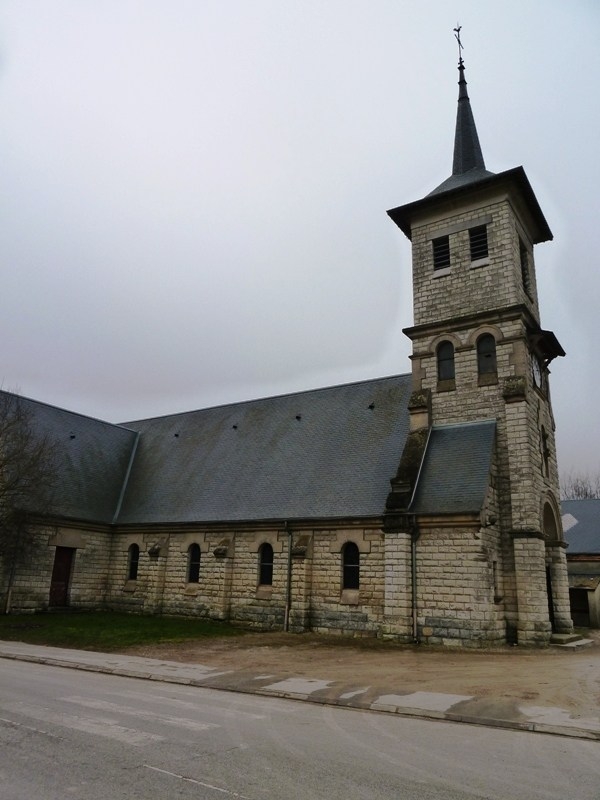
1, 1, 599, 476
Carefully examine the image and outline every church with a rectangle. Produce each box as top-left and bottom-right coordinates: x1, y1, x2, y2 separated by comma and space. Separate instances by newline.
0, 51, 573, 647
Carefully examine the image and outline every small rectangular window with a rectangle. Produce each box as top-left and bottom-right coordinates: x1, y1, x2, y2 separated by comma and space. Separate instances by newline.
259, 543, 274, 586
520, 239, 531, 296
469, 225, 488, 262
187, 544, 201, 583
127, 544, 139, 581
432, 236, 450, 270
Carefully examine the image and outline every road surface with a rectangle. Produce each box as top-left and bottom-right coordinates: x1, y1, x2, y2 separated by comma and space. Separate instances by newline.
0, 659, 598, 799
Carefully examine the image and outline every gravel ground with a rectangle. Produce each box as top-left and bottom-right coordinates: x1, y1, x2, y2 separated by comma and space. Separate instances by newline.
122, 629, 600, 713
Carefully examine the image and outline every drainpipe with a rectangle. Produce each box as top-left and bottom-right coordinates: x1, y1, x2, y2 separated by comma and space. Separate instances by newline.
410, 518, 420, 644
284, 521, 293, 632
407, 427, 432, 645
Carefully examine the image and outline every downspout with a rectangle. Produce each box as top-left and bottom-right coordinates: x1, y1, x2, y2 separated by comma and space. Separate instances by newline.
4, 558, 16, 614
407, 426, 432, 644
410, 519, 420, 643
283, 521, 293, 632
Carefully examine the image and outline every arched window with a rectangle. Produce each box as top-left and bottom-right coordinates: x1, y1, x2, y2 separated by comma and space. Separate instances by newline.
543, 502, 559, 540
127, 543, 139, 581
187, 543, 201, 583
342, 542, 360, 590
477, 334, 497, 376
437, 341, 455, 381
258, 543, 274, 586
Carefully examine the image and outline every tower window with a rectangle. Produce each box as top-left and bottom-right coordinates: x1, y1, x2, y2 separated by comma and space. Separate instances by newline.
477, 334, 497, 378
469, 225, 489, 262
541, 426, 550, 477
437, 341, 455, 381
520, 238, 532, 296
258, 543, 274, 586
342, 542, 360, 590
187, 543, 201, 583
432, 236, 451, 271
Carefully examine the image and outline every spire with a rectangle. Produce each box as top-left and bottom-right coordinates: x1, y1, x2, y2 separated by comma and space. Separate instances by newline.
452, 27, 486, 175
426, 28, 493, 196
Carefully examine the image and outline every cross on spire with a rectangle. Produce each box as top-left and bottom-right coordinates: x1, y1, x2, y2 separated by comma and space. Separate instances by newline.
453, 24, 464, 65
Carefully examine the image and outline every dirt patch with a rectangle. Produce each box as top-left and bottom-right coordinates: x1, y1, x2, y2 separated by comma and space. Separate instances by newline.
122, 630, 600, 713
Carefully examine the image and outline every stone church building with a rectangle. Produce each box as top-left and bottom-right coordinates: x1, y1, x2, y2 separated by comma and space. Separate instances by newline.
1, 55, 573, 646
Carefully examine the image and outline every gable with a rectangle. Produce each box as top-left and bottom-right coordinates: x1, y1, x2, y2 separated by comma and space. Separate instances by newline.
4, 392, 138, 524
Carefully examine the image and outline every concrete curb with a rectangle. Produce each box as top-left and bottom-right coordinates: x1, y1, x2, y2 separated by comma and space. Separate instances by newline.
1, 650, 599, 742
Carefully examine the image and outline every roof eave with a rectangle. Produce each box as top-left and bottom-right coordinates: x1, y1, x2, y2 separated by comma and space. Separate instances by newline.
387, 166, 553, 244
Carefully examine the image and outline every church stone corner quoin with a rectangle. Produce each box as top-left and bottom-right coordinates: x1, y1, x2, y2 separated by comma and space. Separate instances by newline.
0, 42, 573, 648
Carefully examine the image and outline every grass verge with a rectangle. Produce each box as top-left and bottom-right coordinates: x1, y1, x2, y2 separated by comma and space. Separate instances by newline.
0, 611, 244, 651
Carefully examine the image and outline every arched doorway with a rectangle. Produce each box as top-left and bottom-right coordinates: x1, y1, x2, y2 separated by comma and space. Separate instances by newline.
542, 499, 573, 635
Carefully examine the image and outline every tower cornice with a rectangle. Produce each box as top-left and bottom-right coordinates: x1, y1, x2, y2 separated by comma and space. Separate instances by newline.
387, 166, 552, 244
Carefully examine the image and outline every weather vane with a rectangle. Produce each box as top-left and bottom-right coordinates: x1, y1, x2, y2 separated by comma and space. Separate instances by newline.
453, 24, 464, 65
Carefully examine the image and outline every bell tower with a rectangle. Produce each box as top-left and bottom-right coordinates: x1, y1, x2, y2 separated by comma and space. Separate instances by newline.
385, 34, 573, 645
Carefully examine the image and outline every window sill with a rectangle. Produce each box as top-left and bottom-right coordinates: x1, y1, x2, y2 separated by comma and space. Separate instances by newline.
340, 589, 360, 606
437, 379, 456, 392
122, 580, 137, 593
184, 584, 200, 595
256, 585, 273, 600
470, 257, 489, 269
478, 373, 498, 386
433, 267, 451, 278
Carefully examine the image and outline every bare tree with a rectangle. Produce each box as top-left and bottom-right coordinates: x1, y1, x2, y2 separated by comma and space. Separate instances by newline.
560, 470, 600, 501
0, 392, 57, 613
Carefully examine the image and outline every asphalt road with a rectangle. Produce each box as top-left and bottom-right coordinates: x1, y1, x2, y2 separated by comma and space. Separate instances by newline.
1, 659, 598, 800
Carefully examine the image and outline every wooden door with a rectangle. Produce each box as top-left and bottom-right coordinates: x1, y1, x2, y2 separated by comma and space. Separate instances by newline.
49, 547, 75, 607
569, 588, 590, 627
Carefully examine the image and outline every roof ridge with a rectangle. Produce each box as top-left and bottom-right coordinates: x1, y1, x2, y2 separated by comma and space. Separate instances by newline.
0, 388, 136, 433
120, 373, 411, 425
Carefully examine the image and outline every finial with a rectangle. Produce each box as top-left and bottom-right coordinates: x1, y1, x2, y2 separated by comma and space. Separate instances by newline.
450, 24, 486, 176
453, 24, 464, 66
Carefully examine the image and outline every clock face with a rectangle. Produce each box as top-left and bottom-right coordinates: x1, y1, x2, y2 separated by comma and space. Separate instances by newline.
532, 357, 543, 388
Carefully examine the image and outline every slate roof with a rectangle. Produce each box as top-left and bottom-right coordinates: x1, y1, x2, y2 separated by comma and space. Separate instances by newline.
8, 379, 500, 527
6, 392, 137, 524
427, 167, 496, 197
117, 375, 413, 524
410, 420, 496, 515
561, 499, 600, 554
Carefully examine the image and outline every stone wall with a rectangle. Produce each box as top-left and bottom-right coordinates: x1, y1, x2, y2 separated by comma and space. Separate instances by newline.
2, 511, 558, 646
414, 522, 505, 646
410, 194, 540, 328
101, 524, 387, 637
0, 524, 111, 613
0, 526, 55, 612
